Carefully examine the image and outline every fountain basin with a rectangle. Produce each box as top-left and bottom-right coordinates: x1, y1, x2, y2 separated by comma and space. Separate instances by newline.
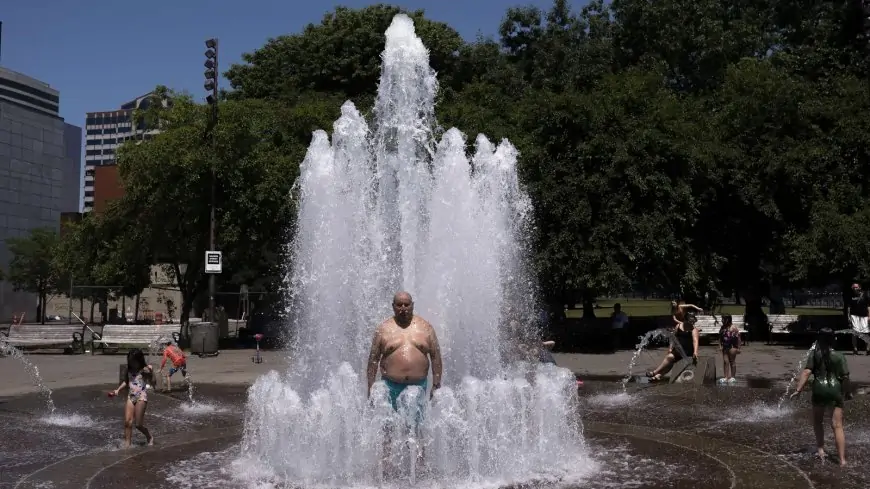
4, 382, 869, 488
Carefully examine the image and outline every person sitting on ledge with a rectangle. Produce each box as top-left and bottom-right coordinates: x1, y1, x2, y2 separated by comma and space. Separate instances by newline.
647, 312, 699, 382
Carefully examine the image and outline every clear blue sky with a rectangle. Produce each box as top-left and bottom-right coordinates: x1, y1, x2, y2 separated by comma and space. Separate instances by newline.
1, 0, 571, 130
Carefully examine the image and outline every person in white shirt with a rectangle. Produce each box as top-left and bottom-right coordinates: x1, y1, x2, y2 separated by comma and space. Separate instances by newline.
610, 303, 629, 350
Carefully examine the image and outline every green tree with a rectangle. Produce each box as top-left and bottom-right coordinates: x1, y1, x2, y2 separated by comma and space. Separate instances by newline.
109, 88, 312, 327
52, 208, 151, 323
225, 4, 464, 104
6, 227, 61, 324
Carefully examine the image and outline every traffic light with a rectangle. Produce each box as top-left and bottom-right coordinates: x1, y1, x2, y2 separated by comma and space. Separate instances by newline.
204, 38, 218, 105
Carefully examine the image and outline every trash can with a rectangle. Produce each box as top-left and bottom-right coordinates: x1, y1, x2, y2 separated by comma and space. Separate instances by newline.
190, 321, 220, 356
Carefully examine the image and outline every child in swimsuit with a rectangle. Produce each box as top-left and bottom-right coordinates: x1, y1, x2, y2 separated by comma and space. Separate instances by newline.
109, 348, 154, 448
159, 340, 188, 393
719, 315, 741, 383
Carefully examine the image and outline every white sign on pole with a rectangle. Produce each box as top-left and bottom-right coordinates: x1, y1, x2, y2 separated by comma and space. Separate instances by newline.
205, 251, 222, 274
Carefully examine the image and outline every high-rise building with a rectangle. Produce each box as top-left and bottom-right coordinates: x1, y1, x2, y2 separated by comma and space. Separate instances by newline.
83, 93, 158, 212
0, 66, 82, 321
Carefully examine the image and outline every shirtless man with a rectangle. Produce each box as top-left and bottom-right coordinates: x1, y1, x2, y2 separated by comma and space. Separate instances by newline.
367, 291, 443, 415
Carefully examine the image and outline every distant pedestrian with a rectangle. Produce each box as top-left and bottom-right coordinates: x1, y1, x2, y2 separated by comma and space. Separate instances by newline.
847, 283, 869, 355
791, 328, 851, 466
610, 303, 629, 351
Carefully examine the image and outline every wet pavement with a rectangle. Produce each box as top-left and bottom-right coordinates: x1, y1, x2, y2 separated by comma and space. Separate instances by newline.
1, 379, 867, 488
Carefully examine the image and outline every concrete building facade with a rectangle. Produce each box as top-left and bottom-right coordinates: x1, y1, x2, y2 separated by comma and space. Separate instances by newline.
84, 93, 158, 212
0, 67, 82, 322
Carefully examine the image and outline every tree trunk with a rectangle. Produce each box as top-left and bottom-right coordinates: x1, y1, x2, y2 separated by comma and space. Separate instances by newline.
134, 295, 141, 323
181, 291, 194, 339
768, 284, 786, 314
581, 290, 596, 320
39, 291, 46, 324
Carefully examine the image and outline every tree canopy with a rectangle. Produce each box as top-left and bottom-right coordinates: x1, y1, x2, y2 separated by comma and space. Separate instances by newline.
38, 0, 870, 322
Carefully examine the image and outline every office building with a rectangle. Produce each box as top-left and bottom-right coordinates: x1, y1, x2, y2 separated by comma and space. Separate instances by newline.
0, 66, 82, 321
84, 93, 158, 212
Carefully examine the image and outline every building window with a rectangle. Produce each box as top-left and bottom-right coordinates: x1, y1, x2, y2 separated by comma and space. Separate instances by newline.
86, 129, 102, 135
84, 191, 95, 197
85, 149, 100, 156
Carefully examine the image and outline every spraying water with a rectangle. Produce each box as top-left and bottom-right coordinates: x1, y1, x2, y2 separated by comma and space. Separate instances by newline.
0, 337, 56, 414
238, 14, 595, 488
779, 342, 817, 409
621, 328, 687, 391
835, 328, 870, 350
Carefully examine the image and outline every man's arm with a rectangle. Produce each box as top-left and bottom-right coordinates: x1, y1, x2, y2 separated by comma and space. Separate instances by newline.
429, 325, 443, 389
160, 349, 169, 369
692, 328, 700, 358
366, 327, 382, 397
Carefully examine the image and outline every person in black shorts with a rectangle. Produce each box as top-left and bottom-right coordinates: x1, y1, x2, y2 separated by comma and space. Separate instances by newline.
647, 312, 700, 381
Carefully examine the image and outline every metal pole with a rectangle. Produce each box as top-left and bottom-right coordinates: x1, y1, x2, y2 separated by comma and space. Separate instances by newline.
68, 274, 73, 324
208, 40, 218, 327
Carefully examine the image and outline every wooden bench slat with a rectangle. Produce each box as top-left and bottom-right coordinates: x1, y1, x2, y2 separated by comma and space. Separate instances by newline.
2, 325, 84, 349
768, 315, 801, 334
692, 315, 746, 335
94, 324, 184, 350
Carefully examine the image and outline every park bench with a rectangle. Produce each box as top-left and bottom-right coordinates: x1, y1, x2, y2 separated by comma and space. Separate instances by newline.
692, 315, 746, 337
0, 324, 86, 353
91, 323, 182, 354
768, 314, 801, 335
765, 314, 802, 344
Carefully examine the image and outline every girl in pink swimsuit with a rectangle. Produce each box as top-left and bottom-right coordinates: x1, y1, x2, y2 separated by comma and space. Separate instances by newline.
109, 349, 154, 448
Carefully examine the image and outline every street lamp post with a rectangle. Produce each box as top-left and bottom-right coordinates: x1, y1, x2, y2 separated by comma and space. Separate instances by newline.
204, 38, 219, 326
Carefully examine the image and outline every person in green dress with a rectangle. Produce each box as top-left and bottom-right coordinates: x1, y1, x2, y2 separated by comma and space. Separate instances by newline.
791, 328, 851, 466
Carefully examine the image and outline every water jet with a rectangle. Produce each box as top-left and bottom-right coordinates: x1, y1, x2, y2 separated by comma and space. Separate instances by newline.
237, 13, 593, 487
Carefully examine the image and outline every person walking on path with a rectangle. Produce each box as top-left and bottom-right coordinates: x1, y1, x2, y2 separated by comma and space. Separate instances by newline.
847, 283, 870, 355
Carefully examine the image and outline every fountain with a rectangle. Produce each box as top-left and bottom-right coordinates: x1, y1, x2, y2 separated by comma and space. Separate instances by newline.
835, 328, 870, 351
779, 342, 817, 409
621, 327, 683, 391
0, 337, 56, 414
237, 14, 595, 488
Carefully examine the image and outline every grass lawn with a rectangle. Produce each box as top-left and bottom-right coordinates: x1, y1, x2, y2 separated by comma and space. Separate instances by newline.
564, 299, 841, 319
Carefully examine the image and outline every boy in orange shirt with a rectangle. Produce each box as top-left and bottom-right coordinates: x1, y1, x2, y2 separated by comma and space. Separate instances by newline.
158, 340, 187, 393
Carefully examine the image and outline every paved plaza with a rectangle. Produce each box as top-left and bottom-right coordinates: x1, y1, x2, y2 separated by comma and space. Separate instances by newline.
3, 344, 869, 397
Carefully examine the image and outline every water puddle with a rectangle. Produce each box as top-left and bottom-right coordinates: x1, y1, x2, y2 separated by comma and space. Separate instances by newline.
40, 412, 100, 428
